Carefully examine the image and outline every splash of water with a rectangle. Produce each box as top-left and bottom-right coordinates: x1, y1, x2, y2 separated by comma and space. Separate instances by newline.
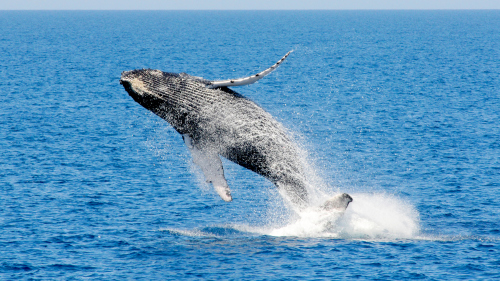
160, 192, 420, 240
335, 193, 420, 239
257, 128, 420, 239
234, 192, 420, 240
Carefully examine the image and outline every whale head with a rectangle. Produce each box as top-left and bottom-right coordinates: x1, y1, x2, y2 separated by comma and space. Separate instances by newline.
120, 69, 209, 108
120, 69, 212, 134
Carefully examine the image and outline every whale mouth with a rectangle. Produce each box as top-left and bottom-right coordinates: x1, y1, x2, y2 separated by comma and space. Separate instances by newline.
119, 78, 129, 87
119, 78, 136, 98
119, 71, 152, 100
120, 70, 135, 85
119, 71, 133, 91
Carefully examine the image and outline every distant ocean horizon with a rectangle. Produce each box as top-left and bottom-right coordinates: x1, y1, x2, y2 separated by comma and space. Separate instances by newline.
1, 10, 499, 279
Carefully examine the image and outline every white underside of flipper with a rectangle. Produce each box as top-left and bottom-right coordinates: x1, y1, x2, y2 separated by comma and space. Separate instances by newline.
207, 51, 292, 89
183, 134, 233, 202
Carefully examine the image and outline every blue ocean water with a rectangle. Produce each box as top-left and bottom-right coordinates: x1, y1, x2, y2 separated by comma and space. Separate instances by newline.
1, 10, 499, 279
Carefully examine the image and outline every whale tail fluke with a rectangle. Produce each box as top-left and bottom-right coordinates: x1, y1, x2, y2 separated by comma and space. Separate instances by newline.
320, 193, 353, 212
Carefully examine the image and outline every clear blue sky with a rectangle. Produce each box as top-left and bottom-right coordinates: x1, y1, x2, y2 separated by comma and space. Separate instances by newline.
1, 0, 499, 10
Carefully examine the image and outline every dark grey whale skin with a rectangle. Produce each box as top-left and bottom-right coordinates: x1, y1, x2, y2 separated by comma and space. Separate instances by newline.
120, 69, 309, 207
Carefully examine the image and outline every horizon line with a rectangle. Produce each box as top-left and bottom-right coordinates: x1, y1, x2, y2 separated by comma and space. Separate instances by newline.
1, 8, 500, 11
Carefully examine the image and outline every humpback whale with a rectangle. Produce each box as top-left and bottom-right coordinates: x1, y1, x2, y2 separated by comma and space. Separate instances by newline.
120, 52, 352, 211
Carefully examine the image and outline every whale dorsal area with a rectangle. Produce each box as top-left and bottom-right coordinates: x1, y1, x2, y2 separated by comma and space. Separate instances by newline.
182, 134, 233, 202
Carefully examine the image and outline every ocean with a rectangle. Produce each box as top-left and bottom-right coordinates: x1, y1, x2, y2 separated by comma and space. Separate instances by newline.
0, 10, 499, 279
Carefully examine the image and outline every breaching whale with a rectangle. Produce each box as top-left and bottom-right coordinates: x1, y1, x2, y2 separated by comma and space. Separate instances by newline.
120, 52, 352, 211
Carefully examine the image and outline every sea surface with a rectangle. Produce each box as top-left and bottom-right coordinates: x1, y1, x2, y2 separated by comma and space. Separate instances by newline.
1, 10, 499, 280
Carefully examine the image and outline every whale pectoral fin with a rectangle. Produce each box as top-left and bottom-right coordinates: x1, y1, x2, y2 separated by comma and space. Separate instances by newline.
207, 51, 292, 89
320, 193, 353, 211
182, 134, 233, 202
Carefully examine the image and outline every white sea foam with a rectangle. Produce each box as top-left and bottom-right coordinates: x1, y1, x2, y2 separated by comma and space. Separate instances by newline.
234, 192, 421, 240
334, 193, 420, 239
161, 192, 420, 241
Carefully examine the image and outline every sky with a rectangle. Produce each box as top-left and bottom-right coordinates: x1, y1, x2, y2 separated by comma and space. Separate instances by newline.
1, 0, 500, 10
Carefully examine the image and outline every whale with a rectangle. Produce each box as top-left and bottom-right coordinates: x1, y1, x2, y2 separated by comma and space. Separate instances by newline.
120, 52, 352, 211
